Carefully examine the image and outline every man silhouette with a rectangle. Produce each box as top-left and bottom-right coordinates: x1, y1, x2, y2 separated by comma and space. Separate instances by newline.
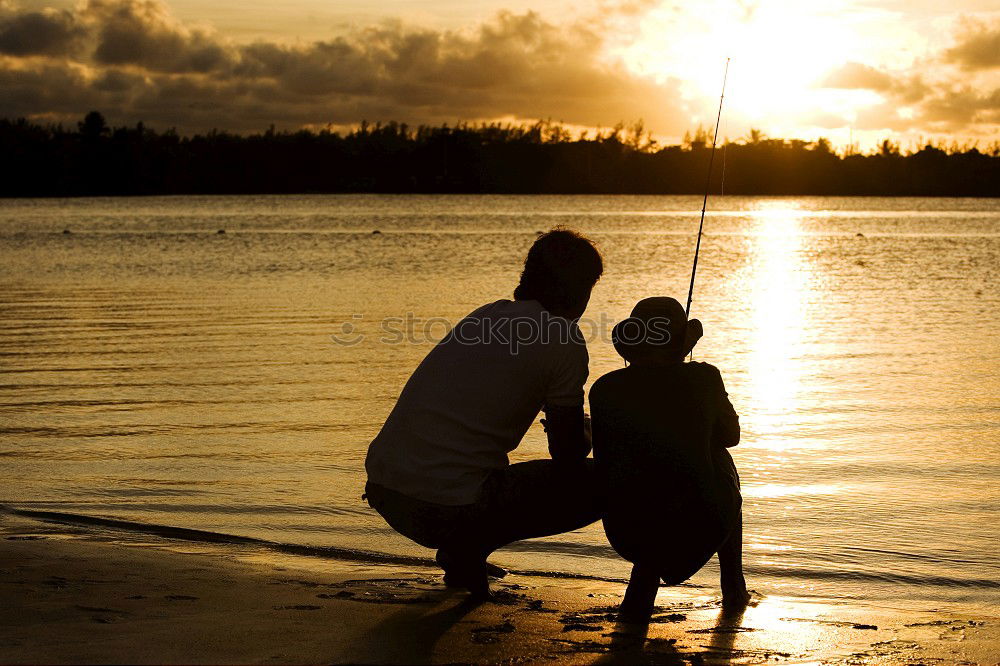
365, 229, 603, 598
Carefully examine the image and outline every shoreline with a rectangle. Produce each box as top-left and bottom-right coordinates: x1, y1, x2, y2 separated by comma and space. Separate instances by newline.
0, 506, 636, 586
2, 513, 997, 664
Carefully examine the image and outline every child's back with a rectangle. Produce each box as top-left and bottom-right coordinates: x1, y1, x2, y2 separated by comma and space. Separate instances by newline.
591, 361, 740, 585
590, 296, 749, 619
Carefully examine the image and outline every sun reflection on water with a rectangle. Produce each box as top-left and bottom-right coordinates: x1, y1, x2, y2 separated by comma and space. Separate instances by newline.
743, 203, 810, 450
741, 483, 837, 499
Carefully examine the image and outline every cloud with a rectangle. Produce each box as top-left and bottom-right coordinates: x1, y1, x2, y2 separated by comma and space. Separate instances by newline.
87, 0, 230, 73
0, 61, 99, 116
0, 5, 85, 55
817, 53, 998, 132
944, 17, 1000, 71
0, 0, 995, 141
919, 86, 1000, 125
821, 61, 893, 91
818, 61, 932, 106
0, 0, 689, 134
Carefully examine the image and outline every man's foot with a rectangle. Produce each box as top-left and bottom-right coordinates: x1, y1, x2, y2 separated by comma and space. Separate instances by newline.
436, 550, 491, 599
436, 550, 506, 578
485, 562, 508, 579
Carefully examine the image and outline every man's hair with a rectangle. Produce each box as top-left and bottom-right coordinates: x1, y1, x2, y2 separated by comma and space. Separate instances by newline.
513, 228, 603, 312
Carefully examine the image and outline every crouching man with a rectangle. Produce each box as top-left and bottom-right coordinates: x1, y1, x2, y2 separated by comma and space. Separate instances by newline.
365, 229, 605, 598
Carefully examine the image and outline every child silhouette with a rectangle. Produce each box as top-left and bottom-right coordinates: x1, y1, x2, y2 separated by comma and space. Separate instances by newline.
590, 297, 749, 621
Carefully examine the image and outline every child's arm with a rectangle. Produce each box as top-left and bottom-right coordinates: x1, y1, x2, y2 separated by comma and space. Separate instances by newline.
710, 366, 740, 448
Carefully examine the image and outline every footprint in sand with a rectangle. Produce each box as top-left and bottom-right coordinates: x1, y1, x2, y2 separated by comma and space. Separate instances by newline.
781, 617, 878, 630
470, 620, 516, 644
562, 623, 603, 632
75, 605, 128, 624
75, 605, 127, 614
317, 591, 354, 599
44, 576, 69, 588
164, 595, 199, 601
525, 599, 558, 613
688, 626, 758, 634
650, 612, 687, 623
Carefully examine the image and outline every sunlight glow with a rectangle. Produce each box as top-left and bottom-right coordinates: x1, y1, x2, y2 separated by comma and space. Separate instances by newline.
617, 0, 884, 135
742, 202, 809, 448
739, 596, 828, 653
742, 482, 839, 499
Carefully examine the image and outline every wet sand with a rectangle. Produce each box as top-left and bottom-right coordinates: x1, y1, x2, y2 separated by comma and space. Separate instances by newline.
1, 513, 996, 665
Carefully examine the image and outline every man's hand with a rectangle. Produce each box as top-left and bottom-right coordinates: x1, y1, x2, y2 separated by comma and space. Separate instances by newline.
540, 412, 589, 440
541, 404, 591, 461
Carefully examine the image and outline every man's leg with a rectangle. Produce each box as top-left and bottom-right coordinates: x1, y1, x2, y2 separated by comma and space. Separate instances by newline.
365, 482, 473, 550
471, 458, 604, 555
366, 482, 494, 597
422, 460, 602, 598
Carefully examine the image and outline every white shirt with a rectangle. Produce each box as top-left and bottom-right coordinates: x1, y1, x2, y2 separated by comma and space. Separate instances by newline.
365, 299, 589, 505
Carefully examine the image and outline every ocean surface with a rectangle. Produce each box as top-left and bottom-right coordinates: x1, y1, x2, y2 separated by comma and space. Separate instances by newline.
1, 194, 998, 614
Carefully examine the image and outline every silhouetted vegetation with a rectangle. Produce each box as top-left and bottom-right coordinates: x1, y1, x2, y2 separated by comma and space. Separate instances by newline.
2, 112, 998, 197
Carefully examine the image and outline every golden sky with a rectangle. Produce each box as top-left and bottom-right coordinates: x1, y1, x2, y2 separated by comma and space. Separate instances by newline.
3, 0, 998, 149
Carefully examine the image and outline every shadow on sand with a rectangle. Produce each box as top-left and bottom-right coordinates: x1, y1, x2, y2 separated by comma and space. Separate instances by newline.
594, 604, 748, 665
350, 590, 484, 664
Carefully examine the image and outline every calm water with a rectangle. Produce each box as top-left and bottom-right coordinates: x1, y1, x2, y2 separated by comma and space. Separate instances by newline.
1, 195, 997, 613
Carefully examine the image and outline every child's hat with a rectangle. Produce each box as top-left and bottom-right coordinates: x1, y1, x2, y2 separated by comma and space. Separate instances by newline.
612, 297, 695, 362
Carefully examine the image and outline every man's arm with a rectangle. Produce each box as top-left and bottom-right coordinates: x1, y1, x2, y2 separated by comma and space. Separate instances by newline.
541, 404, 591, 462
542, 329, 590, 462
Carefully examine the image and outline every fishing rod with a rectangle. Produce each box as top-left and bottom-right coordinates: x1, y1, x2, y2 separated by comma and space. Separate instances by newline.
685, 57, 730, 318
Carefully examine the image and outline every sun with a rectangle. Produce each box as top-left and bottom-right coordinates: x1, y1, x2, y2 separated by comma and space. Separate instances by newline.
614, 0, 871, 135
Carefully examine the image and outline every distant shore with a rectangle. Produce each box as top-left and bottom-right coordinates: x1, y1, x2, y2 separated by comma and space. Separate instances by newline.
4, 114, 999, 198
2, 512, 997, 665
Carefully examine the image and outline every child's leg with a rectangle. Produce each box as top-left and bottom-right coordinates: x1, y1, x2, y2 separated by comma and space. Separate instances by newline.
711, 448, 749, 606
718, 510, 750, 606
619, 562, 660, 622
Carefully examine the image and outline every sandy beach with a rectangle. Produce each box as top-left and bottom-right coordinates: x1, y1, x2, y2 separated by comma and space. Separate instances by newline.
2, 512, 996, 665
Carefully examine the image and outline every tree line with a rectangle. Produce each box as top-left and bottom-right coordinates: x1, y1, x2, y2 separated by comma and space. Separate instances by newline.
2, 112, 998, 197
